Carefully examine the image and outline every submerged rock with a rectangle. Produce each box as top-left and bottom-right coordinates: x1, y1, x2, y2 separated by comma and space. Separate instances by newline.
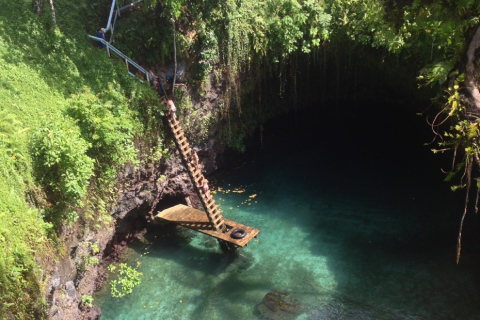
257, 290, 303, 320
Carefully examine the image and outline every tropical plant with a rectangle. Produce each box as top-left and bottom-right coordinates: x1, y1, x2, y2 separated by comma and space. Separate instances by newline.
81, 294, 94, 308
110, 263, 143, 298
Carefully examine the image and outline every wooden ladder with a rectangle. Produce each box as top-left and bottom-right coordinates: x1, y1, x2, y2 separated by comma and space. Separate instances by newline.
165, 111, 227, 232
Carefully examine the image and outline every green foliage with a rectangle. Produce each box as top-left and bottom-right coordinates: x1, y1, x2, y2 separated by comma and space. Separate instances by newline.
107, 264, 116, 273
0, 158, 53, 317
81, 294, 94, 308
89, 242, 100, 255
172, 87, 216, 144
0, 0, 165, 317
84, 256, 99, 267
66, 86, 138, 183
191, 28, 219, 81
76, 241, 101, 271
0, 111, 31, 173
31, 122, 94, 207
110, 263, 142, 298
225, 134, 246, 153
431, 77, 480, 198
418, 61, 454, 87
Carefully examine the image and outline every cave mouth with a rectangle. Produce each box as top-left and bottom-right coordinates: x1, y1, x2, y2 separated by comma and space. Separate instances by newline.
95, 53, 480, 320
96, 93, 480, 319
155, 195, 188, 212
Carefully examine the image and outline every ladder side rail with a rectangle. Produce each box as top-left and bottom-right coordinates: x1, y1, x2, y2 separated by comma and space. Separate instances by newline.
103, 0, 143, 42
166, 116, 226, 231
87, 36, 148, 78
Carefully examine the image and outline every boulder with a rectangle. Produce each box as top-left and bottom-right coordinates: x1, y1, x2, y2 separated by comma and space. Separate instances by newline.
257, 290, 303, 320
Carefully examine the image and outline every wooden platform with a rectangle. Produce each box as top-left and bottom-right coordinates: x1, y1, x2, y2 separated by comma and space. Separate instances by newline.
155, 204, 260, 247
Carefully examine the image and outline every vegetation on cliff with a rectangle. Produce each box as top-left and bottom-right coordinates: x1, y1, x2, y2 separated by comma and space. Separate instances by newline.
2, 0, 480, 318
0, 1, 165, 317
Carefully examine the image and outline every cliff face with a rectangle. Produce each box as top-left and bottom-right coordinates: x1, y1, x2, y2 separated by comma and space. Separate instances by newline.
44, 73, 229, 320
45, 151, 213, 319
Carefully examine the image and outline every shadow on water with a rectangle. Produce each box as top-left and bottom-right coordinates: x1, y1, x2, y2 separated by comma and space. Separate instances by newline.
211, 101, 480, 319
96, 100, 480, 319
131, 224, 290, 319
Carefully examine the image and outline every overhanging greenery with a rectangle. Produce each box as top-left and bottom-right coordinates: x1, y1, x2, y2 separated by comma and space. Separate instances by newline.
2, 0, 480, 318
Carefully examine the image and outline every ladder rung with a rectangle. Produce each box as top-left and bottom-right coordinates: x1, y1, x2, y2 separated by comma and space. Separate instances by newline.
166, 114, 228, 225
212, 218, 223, 226
206, 201, 215, 209
174, 130, 183, 137
213, 217, 224, 226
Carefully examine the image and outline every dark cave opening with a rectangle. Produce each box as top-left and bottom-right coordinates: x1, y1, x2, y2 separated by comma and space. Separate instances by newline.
237, 46, 480, 258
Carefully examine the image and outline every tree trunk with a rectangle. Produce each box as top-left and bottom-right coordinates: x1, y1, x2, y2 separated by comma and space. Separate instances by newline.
32, 0, 56, 27
462, 26, 480, 122
454, 26, 480, 264
171, 18, 177, 97
32, 0, 44, 15
48, 0, 57, 26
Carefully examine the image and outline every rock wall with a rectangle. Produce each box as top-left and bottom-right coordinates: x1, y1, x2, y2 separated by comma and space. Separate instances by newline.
44, 63, 237, 320
45, 144, 220, 319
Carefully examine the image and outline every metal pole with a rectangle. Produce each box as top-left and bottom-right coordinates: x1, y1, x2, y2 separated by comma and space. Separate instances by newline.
105, 0, 116, 32
110, 10, 118, 43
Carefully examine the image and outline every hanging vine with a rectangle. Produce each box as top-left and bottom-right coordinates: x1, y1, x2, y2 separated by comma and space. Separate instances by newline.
430, 76, 480, 264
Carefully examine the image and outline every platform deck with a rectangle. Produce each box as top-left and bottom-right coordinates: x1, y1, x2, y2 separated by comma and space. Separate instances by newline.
155, 204, 259, 247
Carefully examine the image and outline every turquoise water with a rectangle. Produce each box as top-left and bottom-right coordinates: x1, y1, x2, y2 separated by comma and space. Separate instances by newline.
95, 109, 480, 319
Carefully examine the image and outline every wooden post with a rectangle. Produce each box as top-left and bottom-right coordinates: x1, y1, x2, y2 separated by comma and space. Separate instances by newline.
185, 196, 192, 207
116, 1, 121, 17
171, 18, 177, 96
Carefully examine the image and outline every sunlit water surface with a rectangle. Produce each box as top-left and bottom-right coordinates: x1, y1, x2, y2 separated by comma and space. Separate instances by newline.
95, 109, 480, 320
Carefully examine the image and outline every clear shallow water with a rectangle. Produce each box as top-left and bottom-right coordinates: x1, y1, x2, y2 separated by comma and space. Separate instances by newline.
95, 109, 480, 320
